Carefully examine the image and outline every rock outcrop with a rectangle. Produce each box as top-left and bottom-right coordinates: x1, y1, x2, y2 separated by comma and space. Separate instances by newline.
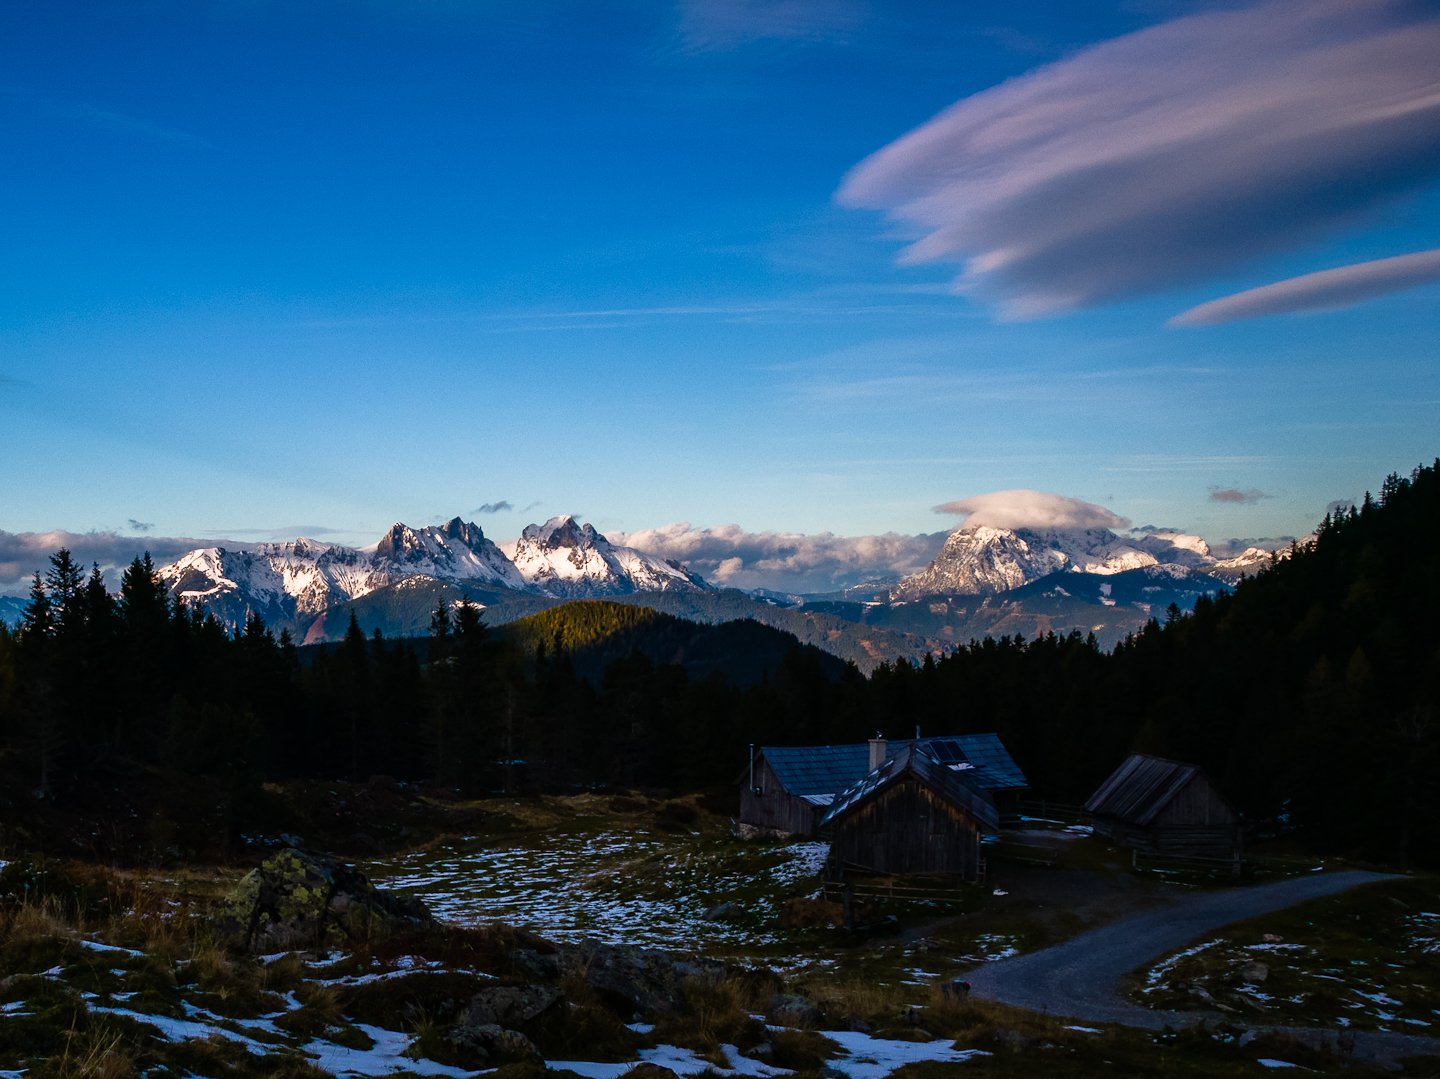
219, 848, 433, 952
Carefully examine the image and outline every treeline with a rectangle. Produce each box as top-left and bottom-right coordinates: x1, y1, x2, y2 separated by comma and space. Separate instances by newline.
871, 461, 1440, 866
1, 461, 1436, 865
0, 563, 868, 811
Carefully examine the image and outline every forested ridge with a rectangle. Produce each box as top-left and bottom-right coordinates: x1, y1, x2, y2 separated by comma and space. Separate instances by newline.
0, 462, 1435, 865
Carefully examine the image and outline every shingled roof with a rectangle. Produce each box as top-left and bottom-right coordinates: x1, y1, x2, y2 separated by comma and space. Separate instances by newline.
1085, 753, 1214, 826
819, 743, 1000, 832
760, 734, 1026, 804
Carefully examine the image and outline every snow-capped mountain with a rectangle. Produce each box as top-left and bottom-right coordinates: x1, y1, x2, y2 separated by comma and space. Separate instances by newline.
506, 516, 708, 598
370, 517, 526, 591
164, 539, 391, 628
890, 524, 1274, 601
159, 515, 710, 633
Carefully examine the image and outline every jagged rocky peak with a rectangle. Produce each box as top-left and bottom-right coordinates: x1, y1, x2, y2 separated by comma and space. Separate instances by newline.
522, 515, 599, 550
438, 515, 487, 547
375, 517, 491, 562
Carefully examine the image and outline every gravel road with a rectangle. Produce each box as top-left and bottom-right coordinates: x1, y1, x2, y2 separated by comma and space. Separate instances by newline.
963, 869, 1440, 1065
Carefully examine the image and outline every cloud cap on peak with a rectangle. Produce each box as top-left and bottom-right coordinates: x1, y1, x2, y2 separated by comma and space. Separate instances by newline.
838, 0, 1440, 318
935, 490, 1130, 532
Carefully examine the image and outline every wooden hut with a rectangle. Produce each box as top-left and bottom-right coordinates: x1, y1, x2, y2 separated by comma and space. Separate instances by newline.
739, 733, 1025, 837
1085, 753, 1241, 863
818, 743, 999, 880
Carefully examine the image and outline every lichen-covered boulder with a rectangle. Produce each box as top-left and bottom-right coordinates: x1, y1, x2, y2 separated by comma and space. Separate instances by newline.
218, 848, 432, 952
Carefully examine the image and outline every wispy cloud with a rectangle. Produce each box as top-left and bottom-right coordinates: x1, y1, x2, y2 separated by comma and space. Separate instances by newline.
675, 0, 865, 51
206, 526, 346, 540
838, 0, 1440, 318
1172, 248, 1440, 325
934, 490, 1129, 531
126, 519, 154, 533
2, 86, 211, 149
611, 522, 945, 593
472, 501, 513, 515
1208, 486, 1273, 505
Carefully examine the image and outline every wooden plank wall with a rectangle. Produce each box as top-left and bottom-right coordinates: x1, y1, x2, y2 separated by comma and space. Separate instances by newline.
830, 778, 982, 879
738, 754, 819, 835
1154, 775, 1237, 828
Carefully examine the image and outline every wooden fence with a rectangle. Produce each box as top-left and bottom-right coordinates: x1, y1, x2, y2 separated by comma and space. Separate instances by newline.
1002, 799, 1089, 827
1131, 847, 1243, 877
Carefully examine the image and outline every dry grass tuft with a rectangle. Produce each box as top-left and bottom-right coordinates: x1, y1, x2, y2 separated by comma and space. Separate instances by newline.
54, 1023, 136, 1079
798, 975, 912, 1029
651, 974, 768, 1055
3, 894, 74, 944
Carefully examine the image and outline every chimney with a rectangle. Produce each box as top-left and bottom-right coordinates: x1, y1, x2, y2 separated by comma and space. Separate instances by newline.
868, 733, 887, 771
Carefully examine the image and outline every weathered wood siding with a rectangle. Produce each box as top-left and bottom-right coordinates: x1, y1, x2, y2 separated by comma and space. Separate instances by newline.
1153, 775, 1235, 828
829, 777, 982, 879
738, 754, 818, 836
1093, 775, 1239, 857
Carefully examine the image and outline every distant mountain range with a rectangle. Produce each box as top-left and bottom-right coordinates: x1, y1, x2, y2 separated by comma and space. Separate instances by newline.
159, 515, 706, 642
2, 514, 1284, 666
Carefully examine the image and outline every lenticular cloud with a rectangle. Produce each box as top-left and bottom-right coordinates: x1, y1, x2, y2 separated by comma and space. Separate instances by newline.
934, 491, 1130, 532
1172, 248, 1440, 325
838, 0, 1440, 317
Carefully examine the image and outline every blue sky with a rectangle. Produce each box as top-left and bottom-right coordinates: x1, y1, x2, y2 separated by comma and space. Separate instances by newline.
2, 0, 1438, 592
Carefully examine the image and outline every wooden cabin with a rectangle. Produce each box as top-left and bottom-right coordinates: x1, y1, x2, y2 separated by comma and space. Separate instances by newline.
819, 743, 998, 880
1085, 753, 1241, 862
739, 733, 1026, 837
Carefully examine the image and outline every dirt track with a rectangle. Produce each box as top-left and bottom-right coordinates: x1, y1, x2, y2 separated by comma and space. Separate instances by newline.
963, 869, 1440, 1065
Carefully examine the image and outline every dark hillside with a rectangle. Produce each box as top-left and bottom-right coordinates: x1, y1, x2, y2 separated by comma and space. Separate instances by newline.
498, 600, 848, 686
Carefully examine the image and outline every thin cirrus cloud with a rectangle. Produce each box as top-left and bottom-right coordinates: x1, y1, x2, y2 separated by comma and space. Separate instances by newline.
837, 0, 1440, 319
1172, 248, 1440, 325
675, 0, 865, 50
934, 490, 1130, 532
472, 501, 514, 515
611, 522, 947, 593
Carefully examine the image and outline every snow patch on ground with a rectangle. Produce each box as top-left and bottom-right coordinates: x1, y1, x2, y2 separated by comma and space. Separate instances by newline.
366, 831, 828, 953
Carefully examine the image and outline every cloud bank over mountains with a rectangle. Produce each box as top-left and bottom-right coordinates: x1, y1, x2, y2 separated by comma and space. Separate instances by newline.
839, 0, 1440, 319
0, 490, 1307, 599
609, 522, 947, 594
0, 530, 217, 595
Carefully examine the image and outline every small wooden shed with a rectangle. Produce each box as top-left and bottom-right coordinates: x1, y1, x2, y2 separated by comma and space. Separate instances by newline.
1085, 753, 1241, 862
818, 743, 999, 880
739, 733, 1026, 838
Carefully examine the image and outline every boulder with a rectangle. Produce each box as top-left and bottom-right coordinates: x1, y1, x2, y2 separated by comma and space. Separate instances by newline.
559, 941, 721, 1017
702, 901, 744, 923
623, 1065, 680, 1079
460, 984, 563, 1028
445, 1023, 540, 1065
767, 992, 824, 1028
1239, 961, 1269, 984
218, 848, 432, 952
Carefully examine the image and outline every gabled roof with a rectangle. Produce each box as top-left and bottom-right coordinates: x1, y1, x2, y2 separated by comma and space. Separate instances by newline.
761, 743, 873, 798
819, 743, 1000, 832
760, 733, 1026, 799
923, 734, 1029, 790
1084, 753, 1213, 826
